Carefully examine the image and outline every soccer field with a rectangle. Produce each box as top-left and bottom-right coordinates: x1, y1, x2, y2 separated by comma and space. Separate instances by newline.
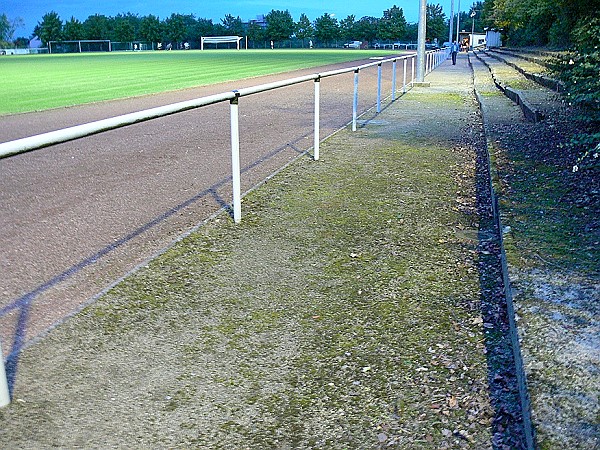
0, 49, 400, 115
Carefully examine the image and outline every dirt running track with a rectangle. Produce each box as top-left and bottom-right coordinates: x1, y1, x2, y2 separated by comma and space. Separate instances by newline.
0, 58, 411, 370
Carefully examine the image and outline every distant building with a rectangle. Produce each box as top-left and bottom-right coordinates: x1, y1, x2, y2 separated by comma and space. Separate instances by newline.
29, 36, 43, 48
458, 31, 486, 49
485, 29, 503, 48
246, 14, 267, 29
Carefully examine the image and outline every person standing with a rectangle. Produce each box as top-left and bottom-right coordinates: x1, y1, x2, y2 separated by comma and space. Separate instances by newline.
451, 41, 459, 65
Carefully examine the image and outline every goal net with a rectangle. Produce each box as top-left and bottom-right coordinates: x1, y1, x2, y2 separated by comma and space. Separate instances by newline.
111, 42, 150, 51
201, 36, 243, 50
48, 40, 112, 54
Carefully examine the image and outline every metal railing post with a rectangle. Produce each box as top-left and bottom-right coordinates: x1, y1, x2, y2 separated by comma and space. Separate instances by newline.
411, 57, 415, 85
313, 77, 320, 161
376, 63, 382, 113
0, 341, 9, 408
392, 59, 397, 101
352, 69, 359, 131
229, 95, 242, 223
403, 58, 407, 93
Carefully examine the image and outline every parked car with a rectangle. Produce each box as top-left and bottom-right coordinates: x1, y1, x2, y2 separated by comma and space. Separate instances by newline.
344, 41, 362, 49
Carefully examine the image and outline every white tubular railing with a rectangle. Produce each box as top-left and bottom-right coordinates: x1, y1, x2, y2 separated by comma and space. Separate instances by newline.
0, 50, 448, 219
0, 340, 8, 408
0, 92, 237, 159
0, 49, 450, 405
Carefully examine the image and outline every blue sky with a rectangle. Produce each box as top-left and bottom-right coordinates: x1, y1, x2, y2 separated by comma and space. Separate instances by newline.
3, 0, 462, 39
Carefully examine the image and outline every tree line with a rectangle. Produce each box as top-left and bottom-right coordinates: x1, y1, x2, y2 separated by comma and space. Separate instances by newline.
2, 0, 598, 50
1, 5, 452, 49
479, 0, 598, 48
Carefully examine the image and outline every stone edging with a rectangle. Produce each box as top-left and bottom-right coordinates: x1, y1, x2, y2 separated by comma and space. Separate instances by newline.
472, 51, 545, 123
469, 55, 537, 450
484, 49, 564, 93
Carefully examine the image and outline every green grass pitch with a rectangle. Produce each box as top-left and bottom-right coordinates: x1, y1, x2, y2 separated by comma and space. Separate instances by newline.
0, 49, 400, 115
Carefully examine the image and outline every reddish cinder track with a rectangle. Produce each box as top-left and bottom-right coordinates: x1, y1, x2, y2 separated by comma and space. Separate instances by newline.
0, 59, 408, 362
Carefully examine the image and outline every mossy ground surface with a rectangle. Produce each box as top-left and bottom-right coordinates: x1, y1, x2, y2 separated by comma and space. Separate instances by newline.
0, 62, 500, 448
495, 131, 599, 450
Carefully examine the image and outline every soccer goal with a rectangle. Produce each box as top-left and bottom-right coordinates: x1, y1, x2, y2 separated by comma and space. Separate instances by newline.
201, 36, 243, 50
48, 40, 112, 54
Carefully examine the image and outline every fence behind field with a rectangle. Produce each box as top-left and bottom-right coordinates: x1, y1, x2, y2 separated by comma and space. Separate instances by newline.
0, 48, 449, 405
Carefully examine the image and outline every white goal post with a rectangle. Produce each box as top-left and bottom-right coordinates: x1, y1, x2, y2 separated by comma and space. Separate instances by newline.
48, 40, 112, 54
201, 36, 243, 50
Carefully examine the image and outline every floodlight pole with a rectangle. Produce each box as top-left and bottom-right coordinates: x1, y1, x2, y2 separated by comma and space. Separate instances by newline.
470, 11, 476, 50
449, 0, 454, 44
416, 0, 427, 82
456, 0, 461, 43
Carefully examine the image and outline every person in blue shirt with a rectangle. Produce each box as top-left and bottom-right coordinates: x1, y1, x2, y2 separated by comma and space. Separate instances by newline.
451, 41, 460, 65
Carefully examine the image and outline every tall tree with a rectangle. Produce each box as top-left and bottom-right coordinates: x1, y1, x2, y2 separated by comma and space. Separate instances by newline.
14, 36, 28, 48
84, 14, 110, 40
164, 13, 187, 44
295, 13, 314, 46
63, 17, 85, 40
486, 0, 600, 46
404, 22, 419, 41
113, 13, 137, 42
0, 14, 10, 44
481, 0, 496, 30
379, 5, 407, 41
313, 13, 339, 45
195, 18, 215, 37
426, 3, 446, 42
246, 21, 266, 46
180, 14, 199, 43
211, 23, 227, 36
339, 15, 357, 41
35, 11, 63, 45
265, 9, 295, 43
355, 16, 379, 43
221, 14, 244, 36
0, 14, 24, 45
139, 15, 163, 43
